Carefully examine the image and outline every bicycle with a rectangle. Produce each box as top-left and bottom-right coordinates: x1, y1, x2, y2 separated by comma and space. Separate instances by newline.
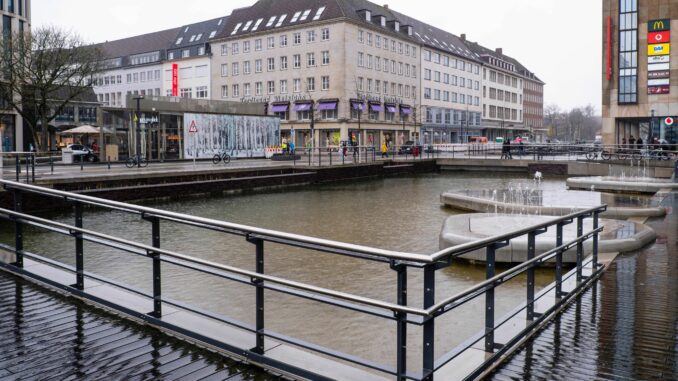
212, 151, 231, 165
125, 155, 148, 168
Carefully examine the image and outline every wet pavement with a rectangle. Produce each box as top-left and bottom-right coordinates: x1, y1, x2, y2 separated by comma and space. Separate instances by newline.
0, 271, 279, 381
489, 191, 678, 380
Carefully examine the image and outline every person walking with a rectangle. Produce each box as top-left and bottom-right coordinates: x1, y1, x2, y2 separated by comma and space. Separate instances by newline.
381, 141, 388, 158
501, 139, 512, 160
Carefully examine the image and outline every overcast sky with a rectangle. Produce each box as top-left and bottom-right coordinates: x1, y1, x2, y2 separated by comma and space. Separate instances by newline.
32, 0, 601, 111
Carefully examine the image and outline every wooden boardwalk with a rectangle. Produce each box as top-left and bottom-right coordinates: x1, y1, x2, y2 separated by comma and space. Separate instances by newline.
0, 271, 278, 381
489, 192, 678, 380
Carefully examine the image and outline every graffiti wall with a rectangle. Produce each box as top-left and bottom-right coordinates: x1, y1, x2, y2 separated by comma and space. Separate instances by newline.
183, 113, 279, 158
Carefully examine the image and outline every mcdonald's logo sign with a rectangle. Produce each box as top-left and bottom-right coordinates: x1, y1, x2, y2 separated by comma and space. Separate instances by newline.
648, 19, 670, 32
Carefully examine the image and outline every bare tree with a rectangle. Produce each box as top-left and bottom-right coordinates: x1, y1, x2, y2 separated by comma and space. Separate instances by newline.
544, 103, 561, 139
0, 26, 102, 151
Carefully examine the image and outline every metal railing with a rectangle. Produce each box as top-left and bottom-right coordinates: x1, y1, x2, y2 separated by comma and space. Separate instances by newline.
0, 179, 606, 380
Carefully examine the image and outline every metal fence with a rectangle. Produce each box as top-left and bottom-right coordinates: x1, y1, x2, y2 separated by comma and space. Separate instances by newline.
0, 179, 606, 380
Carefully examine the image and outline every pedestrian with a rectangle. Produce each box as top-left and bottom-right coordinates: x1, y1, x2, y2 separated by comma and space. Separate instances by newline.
501, 139, 512, 160
381, 141, 388, 158
289, 140, 295, 155
281, 138, 288, 155
636, 137, 643, 149
629, 135, 636, 148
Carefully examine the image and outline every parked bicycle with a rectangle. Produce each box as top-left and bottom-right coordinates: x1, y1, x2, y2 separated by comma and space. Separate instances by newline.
212, 151, 231, 165
125, 155, 148, 168
631, 148, 676, 161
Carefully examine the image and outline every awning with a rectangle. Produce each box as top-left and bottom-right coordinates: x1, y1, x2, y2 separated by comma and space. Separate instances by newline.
294, 103, 312, 112
400, 106, 412, 115
271, 104, 289, 112
386, 105, 397, 113
369, 103, 382, 112
317, 102, 337, 111
351, 101, 365, 111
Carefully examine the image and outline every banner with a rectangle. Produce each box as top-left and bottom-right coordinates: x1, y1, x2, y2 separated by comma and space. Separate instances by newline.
183, 113, 280, 158
648, 43, 670, 56
172, 64, 178, 97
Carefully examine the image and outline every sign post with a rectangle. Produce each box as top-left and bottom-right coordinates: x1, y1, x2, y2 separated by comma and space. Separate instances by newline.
188, 120, 198, 167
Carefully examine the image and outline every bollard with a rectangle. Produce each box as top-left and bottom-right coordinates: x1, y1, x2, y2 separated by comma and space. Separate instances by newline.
308, 149, 311, 166
50, 155, 54, 174
318, 148, 322, 167
15, 155, 20, 182
108, 156, 111, 170
329, 149, 332, 166
80, 155, 84, 171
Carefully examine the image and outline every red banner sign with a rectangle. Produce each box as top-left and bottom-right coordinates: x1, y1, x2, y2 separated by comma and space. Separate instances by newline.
648, 85, 670, 95
649, 31, 671, 44
172, 63, 178, 97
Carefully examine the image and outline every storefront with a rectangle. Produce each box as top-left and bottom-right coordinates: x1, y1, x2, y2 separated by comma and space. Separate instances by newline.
0, 114, 15, 152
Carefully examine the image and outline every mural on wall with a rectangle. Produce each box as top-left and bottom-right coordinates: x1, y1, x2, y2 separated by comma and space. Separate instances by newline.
183, 113, 280, 158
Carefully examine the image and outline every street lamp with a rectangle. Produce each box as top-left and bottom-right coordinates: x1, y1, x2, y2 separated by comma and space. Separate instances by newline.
133, 95, 144, 168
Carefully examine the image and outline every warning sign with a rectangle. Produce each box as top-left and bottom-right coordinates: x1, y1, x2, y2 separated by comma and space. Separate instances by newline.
188, 120, 198, 133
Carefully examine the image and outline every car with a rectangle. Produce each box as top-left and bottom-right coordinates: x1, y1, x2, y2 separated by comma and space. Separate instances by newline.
398, 141, 422, 155
67, 144, 97, 162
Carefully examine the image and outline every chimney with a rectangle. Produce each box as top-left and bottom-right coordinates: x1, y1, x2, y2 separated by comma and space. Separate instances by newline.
383, 4, 389, 8
496, 47, 503, 55
460, 33, 466, 41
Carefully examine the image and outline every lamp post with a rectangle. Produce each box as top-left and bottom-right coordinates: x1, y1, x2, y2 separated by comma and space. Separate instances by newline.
651, 109, 655, 143
133, 95, 144, 168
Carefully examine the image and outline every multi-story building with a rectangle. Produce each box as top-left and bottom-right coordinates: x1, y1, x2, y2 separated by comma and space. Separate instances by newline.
211, 0, 421, 148
0, 0, 30, 151
161, 17, 228, 100
93, 27, 180, 108
602, 0, 678, 146
465, 39, 529, 141
520, 69, 546, 142
395, 16, 483, 144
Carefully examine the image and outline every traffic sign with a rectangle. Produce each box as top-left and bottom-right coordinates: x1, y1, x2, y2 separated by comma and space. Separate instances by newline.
665, 117, 674, 126
188, 120, 198, 133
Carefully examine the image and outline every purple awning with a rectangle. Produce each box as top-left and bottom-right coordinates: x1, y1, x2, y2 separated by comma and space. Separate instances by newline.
317, 102, 337, 111
401, 107, 412, 115
369, 103, 382, 112
351, 102, 365, 110
294, 103, 312, 112
271, 104, 289, 112
386, 105, 397, 113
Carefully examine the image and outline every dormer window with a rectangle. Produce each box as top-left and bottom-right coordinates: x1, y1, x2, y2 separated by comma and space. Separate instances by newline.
394, 22, 400, 32
380, 16, 386, 27
407, 26, 413, 36
365, 11, 371, 21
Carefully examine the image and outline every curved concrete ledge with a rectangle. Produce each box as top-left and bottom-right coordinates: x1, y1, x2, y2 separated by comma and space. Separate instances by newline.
567, 176, 678, 194
439, 214, 656, 264
440, 192, 666, 219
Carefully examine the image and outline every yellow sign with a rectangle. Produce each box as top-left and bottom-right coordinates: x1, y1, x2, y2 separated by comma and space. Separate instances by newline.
648, 43, 671, 56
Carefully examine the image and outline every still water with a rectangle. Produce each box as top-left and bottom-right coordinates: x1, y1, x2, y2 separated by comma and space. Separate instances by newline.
9, 172, 565, 374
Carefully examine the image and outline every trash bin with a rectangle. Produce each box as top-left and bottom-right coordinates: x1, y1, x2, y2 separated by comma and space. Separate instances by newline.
62, 149, 74, 164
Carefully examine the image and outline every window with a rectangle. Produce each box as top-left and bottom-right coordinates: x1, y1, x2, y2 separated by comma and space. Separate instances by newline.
255, 59, 263, 73
293, 78, 301, 92
434, 89, 440, 100
321, 76, 330, 90
300, 9, 311, 21
307, 77, 315, 91
375, 80, 381, 94
618, 0, 638, 104
375, 57, 381, 71
322, 28, 330, 41
307, 53, 315, 67
294, 32, 301, 45
180, 88, 192, 98
398, 42, 403, 54
367, 55, 373, 69
195, 65, 208, 78
133, 73, 139, 82
198, 47, 205, 56
179, 67, 192, 79
322, 51, 330, 65
280, 80, 288, 93
244, 83, 251, 96
232, 84, 239, 97
232, 62, 240, 76
293, 54, 301, 68
268, 58, 275, 71
221, 85, 228, 98
268, 37, 275, 49
358, 30, 364, 43
243, 61, 251, 74
367, 79, 372, 92
424, 88, 431, 99
357, 77, 364, 91
367, 33, 372, 46
434, 71, 440, 82
358, 52, 364, 67
181, 49, 190, 58
375, 35, 381, 48
221, 64, 228, 76
126, 74, 132, 83
425, 70, 431, 81
232, 42, 239, 54
280, 35, 288, 47
255, 39, 262, 51
196, 86, 208, 99
255, 82, 263, 96
280, 56, 288, 70
168, 52, 175, 60
276, 15, 287, 27
307, 30, 316, 43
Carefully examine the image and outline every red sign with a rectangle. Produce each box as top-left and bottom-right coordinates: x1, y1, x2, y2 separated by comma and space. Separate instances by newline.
648, 85, 670, 94
188, 120, 198, 133
171, 63, 178, 97
665, 117, 674, 125
649, 31, 671, 44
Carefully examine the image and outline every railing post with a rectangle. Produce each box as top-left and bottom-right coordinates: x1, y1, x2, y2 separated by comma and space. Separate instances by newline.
319, 148, 322, 167
526, 232, 536, 320
555, 222, 564, 300
31, 155, 35, 183
576, 216, 584, 283
73, 202, 84, 290
50, 155, 54, 175
422, 264, 435, 381
151, 217, 162, 317
12, 189, 23, 268
393, 262, 407, 381
592, 211, 600, 270
329, 148, 332, 166
485, 244, 496, 352
25, 154, 29, 183
308, 149, 311, 166
15, 154, 20, 182
249, 237, 265, 354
